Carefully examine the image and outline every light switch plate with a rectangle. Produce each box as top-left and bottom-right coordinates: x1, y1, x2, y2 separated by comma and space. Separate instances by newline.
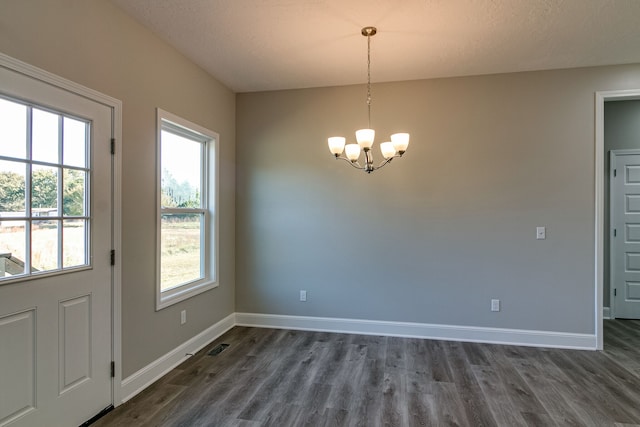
536, 226, 546, 240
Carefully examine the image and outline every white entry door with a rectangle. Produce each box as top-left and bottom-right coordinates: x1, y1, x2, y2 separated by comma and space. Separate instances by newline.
611, 150, 640, 319
0, 63, 113, 425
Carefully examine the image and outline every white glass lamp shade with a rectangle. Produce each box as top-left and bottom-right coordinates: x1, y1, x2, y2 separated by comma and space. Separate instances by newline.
345, 144, 361, 161
355, 129, 375, 150
380, 142, 396, 159
391, 133, 410, 153
328, 136, 346, 155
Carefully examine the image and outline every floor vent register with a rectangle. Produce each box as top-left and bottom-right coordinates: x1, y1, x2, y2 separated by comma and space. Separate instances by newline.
208, 343, 230, 356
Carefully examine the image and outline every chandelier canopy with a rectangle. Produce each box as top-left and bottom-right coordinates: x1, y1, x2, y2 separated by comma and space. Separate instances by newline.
327, 26, 410, 174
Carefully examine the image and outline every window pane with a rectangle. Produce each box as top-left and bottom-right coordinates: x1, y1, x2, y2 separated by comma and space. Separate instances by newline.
63, 117, 87, 168
63, 168, 85, 216
32, 165, 58, 213
32, 108, 60, 163
161, 213, 203, 291
0, 160, 26, 216
63, 219, 86, 268
32, 219, 59, 271
0, 98, 27, 159
161, 130, 201, 208
0, 220, 26, 277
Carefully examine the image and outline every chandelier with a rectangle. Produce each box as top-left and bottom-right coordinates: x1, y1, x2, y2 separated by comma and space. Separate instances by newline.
327, 26, 410, 174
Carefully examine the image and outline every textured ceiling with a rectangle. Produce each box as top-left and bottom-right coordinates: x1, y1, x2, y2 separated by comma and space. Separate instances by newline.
110, 0, 640, 93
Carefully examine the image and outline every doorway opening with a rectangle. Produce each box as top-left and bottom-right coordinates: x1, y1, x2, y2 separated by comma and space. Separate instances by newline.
596, 89, 640, 350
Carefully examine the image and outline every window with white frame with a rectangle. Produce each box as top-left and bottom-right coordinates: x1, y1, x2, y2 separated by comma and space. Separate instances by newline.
157, 109, 218, 309
0, 96, 90, 282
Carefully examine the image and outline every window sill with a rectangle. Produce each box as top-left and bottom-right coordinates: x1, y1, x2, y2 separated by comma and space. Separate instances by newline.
156, 279, 218, 310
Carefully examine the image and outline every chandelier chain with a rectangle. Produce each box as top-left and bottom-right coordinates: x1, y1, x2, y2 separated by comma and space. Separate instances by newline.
366, 32, 371, 129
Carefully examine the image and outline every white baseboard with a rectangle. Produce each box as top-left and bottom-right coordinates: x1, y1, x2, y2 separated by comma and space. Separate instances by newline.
119, 313, 235, 404
603, 306, 611, 320
235, 312, 597, 350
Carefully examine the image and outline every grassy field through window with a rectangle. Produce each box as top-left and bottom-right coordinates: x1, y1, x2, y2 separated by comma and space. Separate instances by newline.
0, 222, 85, 274
160, 219, 201, 291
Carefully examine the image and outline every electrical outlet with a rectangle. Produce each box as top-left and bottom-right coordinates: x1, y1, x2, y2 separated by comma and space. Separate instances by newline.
300, 290, 307, 302
181, 310, 187, 325
491, 299, 500, 312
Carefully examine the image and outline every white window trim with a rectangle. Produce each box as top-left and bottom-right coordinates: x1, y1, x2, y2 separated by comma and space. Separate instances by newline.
156, 108, 219, 310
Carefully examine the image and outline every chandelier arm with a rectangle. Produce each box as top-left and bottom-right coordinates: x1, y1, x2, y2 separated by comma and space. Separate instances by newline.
373, 152, 406, 170
335, 155, 365, 170
373, 157, 394, 171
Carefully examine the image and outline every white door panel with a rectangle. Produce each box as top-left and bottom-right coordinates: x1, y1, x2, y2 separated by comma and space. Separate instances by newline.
0, 64, 112, 426
611, 150, 640, 319
0, 310, 35, 424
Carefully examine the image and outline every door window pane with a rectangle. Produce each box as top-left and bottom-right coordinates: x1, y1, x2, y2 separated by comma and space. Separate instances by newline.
32, 165, 58, 212
0, 160, 26, 216
32, 219, 59, 271
63, 169, 85, 216
0, 220, 26, 277
63, 117, 87, 168
32, 108, 59, 164
0, 98, 27, 159
63, 219, 86, 268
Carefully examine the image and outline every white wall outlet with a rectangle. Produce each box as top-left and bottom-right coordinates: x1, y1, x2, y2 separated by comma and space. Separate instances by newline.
491, 299, 500, 312
300, 290, 307, 302
536, 226, 546, 240
180, 310, 187, 325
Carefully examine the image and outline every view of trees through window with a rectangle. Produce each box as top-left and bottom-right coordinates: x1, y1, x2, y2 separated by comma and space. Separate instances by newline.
1, 168, 85, 214
161, 168, 199, 208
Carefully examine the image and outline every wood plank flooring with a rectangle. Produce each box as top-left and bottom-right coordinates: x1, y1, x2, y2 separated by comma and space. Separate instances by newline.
94, 319, 640, 426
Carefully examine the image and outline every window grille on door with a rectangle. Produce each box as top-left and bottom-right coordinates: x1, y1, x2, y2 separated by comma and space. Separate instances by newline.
0, 96, 90, 281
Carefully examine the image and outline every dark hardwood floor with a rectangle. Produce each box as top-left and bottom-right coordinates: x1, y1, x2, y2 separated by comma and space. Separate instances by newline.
95, 319, 640, 426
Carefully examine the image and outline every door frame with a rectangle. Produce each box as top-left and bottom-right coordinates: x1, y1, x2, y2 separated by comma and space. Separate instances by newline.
0, 53, 123, 405
595, 89, 640, 349
608, 149, 640, 320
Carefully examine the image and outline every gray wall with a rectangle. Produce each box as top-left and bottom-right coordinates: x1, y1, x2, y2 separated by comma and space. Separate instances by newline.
604, 100, 640, 308
0, 0, 236, 377
236, 65, 640, 335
